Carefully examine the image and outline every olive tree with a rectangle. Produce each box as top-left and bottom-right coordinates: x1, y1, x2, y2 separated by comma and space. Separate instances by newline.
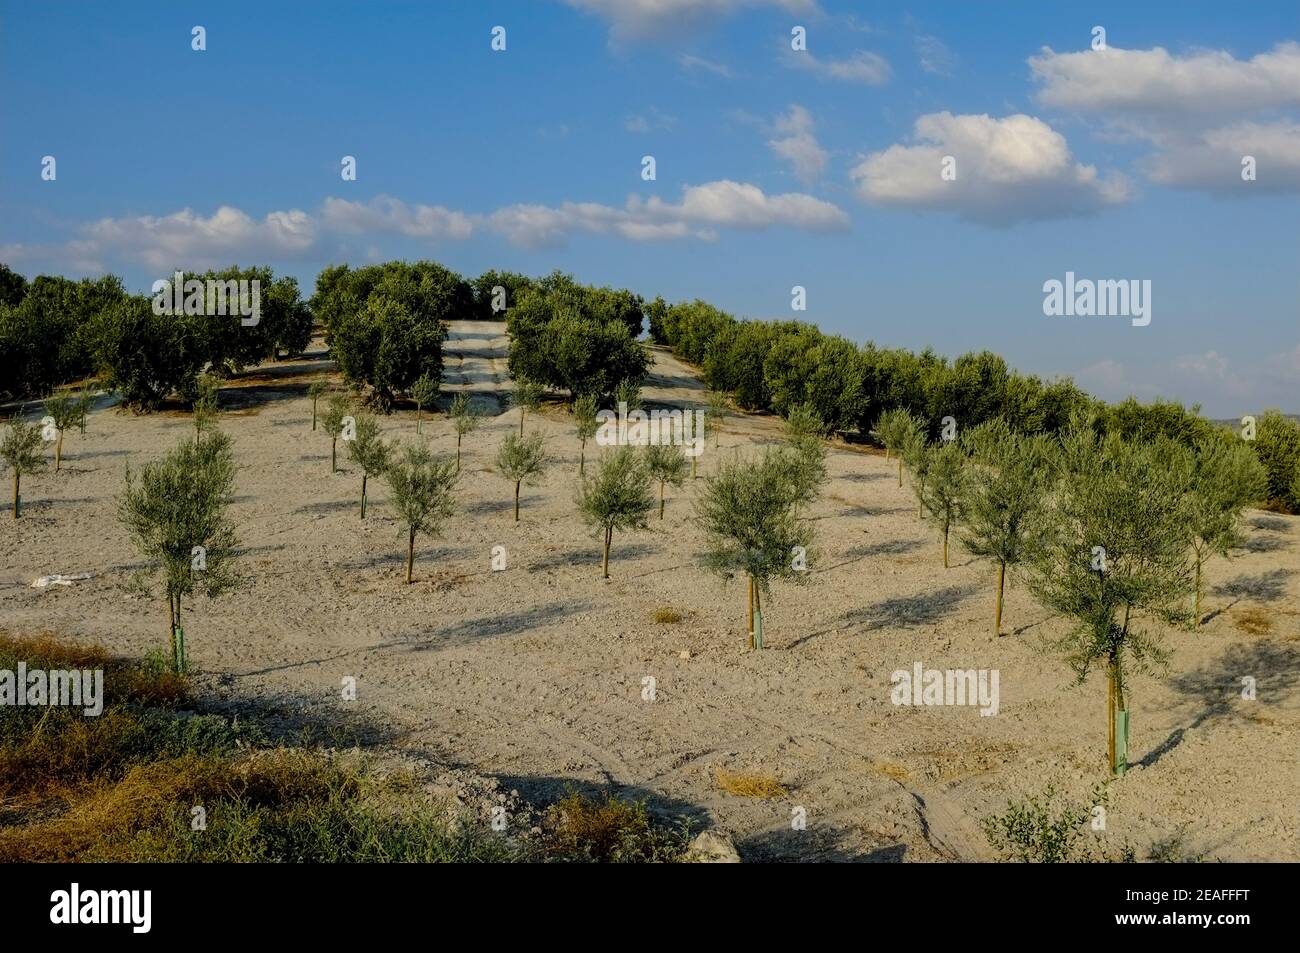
902, 428, 933, 519
510, 377, 543, 435
2, 419, 46, 519
1026, 428, 1193, 775
385, 442, 457, 584
695, 448, 814, 649
322, 393, 351, 473
875, 407, 924, 487
411, 374, 439, 434
496, 431, 547, 522
347, 412, 391, 518
1186, 436, 1267, 623
920, 441, 967, 568
307, 379, 327, 431
574, 393, 599, 476
780, 402, 827, 507
42, 391, 80, 471
192, 373, 220, 444
449, 393, 481, 473
960, 419, 1048, 634
118, 432, 238, 671
644, 442, 689, 520
577, 444, 653, 578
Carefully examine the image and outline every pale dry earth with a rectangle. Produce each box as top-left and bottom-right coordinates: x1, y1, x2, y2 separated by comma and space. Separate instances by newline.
2, 319, 1297, 861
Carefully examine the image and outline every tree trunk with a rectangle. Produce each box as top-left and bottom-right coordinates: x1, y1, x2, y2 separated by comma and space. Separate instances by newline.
659, 480, 665, 519
456, 433, 462, 474
417, 406, 422, 434
11, 473, 17, 519
361, 473, 368, 519
579, 438, 585, 476
942, 525, 949, 568
55, 430, 64, 471
406, 526, 415, 584
312, 400, 318, 431
748, 577, 755, 649
168, 593, 177, 669
897, 458, 903, 487
519, 410, 525, 435
1194, 558, 1202, 625
331, 438, 337, 473
1107, 657, 1117, 774
753, 584, 764, 650
995, 560, 1005, 635
602, 526, 611, 579
514, 481, 520, 522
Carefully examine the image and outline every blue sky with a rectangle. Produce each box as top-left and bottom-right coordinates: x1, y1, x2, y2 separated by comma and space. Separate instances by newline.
2, 0, 1297, 416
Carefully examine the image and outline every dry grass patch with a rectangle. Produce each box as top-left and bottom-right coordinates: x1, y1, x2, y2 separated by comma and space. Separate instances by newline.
652, 607, 685, 624
1233, 608, 1273, 636
870, 761, 912, 782
713, 767, 787, 798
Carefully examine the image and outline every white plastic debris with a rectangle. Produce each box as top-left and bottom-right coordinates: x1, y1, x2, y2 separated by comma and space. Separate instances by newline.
31, 572, 94, 589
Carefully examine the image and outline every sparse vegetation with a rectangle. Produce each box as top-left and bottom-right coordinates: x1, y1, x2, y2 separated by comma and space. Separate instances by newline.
713, 768, 787, 799
411, 374, 439, 434
577, 445, 653, 577
1, 418, 47, 519
449, 393, 481, 473
496, 430, 547, 522
983, 783, 1115, 863
42, 391, 80, 471
385, 443, 457, 584
307, 379, 327, 431
574, 393, 599, 476
644, 442, 689, 520
321, 393, 351, 473
510, 377, 544, 435
346, 412, 391, 518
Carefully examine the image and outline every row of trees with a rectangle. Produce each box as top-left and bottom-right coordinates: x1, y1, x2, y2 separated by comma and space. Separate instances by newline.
0, 264, 312, 409
649, 294, 1300, 513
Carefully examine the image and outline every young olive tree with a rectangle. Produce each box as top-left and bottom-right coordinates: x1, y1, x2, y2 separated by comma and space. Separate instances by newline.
960, 419, 1048, 634
614, 377, 643, 411
875, 407, 924, 487
496, 430, 547, 522
385, 442, 457, 584
644, 442, 689, 520
920, 441, 967, 568
118, 432, 239, 672
902, 427, 933, 519
1186, 436, 1268, 623
74, 382, 95, 436
702, 390, 731, 478
510, 377, 544, 435
322, 393, 351, 473
577, 444, 653, 578
2, 420, 46, 519
696, 448, 814, 649
780, 402, 828, 507
449, 393, 481, 473
192, 373, 220, 445
42, 391, 80, 471
347, 412, 391, 518
307, 379, 328, 431
574, 393, 599, 476
411, 374, 439, 435
1027, 428, 1193, 775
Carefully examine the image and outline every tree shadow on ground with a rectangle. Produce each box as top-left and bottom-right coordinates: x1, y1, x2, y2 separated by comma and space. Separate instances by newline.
1139, 641, 1300, 768
1210, 568, 1293, 606
843, 585, 978, 631
295, 499, 357, 515
528, 540, 663, 572
393, 600, 594, 650
839, 472, 889, 483
1249, 515, 1291, 532
462, 495, 543, 515
738, 826, 906, 862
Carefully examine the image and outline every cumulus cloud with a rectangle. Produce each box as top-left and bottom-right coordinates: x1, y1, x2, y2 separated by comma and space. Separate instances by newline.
1142, 120, 1300, 191
787, 48, 891, 84
767, 104, 828, 184
564, 0, 814, 43
491, 179, 848, 248
1030, 42, 1300, 115
79, 206, 317, 271
850, 111, 1131, 225
321, 196, 474, 240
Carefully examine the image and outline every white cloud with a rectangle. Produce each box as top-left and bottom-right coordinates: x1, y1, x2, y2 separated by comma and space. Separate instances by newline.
79, 206, 316, 271
915, 34, 956, 76
624, 107, 678, 133
564, 0, 814, 43
768, 104, 828, 184
850, 111, 1132, 225
787, 48, 891, 84
1031, 42, 1300, 115
491, 179, 847, 248
1142, 120, 1300, 192
321, 196, 474, 240
678, 52, 734, 77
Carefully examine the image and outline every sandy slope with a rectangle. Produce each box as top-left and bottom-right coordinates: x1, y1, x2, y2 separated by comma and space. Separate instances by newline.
2, 322, 1297, 861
